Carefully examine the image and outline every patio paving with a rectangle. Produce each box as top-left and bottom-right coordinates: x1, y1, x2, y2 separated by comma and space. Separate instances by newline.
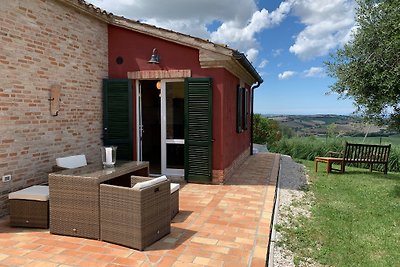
0, 152, 280, 267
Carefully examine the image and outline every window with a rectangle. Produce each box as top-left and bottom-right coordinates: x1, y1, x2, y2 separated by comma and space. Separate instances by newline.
237, 86, 249, 133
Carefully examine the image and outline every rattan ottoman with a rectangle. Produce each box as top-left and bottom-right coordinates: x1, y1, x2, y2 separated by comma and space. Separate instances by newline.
170, 183, 180, 219
8, 185, 49, 228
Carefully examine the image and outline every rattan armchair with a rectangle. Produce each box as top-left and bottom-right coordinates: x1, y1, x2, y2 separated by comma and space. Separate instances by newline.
100, 175, 171, 250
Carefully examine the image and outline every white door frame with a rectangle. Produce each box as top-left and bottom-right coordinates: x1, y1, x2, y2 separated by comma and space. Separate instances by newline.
135, 80, 143, 161
136, 79, 185, 176
161, 79, 185, 176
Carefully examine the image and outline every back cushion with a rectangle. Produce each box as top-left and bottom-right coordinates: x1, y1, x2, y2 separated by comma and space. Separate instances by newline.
56, 154, 87, 169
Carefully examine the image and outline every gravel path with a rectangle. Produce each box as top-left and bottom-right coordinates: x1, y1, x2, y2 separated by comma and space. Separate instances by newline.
270, 155, 319, 267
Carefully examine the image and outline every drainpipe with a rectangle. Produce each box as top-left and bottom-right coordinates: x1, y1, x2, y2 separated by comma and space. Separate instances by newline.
250, 82, 262, 155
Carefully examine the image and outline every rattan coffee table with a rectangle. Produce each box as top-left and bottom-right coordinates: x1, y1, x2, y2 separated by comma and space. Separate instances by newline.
48, 161, 149, 240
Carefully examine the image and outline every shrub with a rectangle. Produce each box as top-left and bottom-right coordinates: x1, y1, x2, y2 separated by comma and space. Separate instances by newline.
253, 114, 282, 146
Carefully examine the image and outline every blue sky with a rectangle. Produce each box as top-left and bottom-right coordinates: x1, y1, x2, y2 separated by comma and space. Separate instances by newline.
88, 0, 357, 115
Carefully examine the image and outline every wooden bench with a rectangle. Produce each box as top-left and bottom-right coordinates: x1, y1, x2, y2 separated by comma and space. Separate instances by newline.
315, 142, 391, 174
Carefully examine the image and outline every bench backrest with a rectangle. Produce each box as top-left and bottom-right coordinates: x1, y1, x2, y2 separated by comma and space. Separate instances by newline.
343, 142, 391, 163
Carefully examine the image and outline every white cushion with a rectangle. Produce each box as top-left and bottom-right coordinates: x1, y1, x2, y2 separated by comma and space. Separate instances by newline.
9, 185, 49, 201
132, 175, 168, 190
170, 183, 180, 194
56, 154, 87, 169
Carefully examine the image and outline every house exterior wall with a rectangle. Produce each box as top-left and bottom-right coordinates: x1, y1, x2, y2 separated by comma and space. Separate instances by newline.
0, 0, 108, 217
108, 25, 251, 183
212, 69, 252, 183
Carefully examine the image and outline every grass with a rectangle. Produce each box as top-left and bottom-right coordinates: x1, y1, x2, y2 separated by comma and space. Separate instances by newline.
276, 161, 400, 267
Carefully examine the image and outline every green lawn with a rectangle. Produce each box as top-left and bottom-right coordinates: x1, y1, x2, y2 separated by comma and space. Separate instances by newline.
276, 161, 400, 267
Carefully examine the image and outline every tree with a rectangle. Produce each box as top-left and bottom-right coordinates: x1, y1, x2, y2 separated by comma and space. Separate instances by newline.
326, 0, 400, 130
253, 114, 282, 146
327, 123, 338, 138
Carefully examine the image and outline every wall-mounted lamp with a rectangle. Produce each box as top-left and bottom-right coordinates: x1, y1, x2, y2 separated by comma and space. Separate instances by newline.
156, 81, 161, 97
49, 84, 61, 116
148, 48, 160, 64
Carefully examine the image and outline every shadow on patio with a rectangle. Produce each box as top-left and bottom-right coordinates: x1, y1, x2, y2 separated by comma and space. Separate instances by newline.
0, 152, 280, 267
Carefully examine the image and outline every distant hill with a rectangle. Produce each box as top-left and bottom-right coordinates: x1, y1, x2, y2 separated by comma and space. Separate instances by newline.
265, 114, 391, 137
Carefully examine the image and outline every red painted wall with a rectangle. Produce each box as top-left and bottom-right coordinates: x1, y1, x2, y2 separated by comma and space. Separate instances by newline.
220, 70, 252, 169
108, 25, 250, 171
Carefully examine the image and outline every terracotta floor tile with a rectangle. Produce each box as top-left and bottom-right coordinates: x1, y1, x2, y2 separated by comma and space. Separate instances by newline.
25, 251, 53, 261
88, 253, 116, 262
113, 257, 143, 266
172, 261, 202, 267
157, 256, 177, 267
1, 256, 33, 266
24, 260, 59, 267
176, 254, 195, 263
78, 259, 109, 267
0, 248, 29, 257
251, 257, 268, 267
79, 244, 111, 254
146, 254, 162, 263
36, 245, 65, 254
0, 153, 279, 267
49, 254, 80, 265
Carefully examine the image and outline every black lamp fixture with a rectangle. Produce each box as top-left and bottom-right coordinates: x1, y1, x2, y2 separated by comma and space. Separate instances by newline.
148, 48, 160, 64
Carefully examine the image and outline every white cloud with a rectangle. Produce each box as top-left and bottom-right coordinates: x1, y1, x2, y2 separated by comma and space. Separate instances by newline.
289, 0, 357, 60
272, 49, 283, 57
210, 1, 292, 52
304, 67, 325, 77
87, 0, 357, 63
258, 59, 269, 68
278, 71, 296, 80
89, 0, 258, 40
88, 0, 293, 64
245, 48, 259, 63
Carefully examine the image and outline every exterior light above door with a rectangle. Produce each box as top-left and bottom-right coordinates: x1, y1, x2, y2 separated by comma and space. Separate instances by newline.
156, 80, 161, 97
148, 48, 160, 64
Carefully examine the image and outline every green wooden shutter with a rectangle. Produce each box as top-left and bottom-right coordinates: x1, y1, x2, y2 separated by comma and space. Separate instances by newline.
237, 86, 243, 133
184, 78, 213, 182
244, 88, 249, 130
103, 79, 133, 160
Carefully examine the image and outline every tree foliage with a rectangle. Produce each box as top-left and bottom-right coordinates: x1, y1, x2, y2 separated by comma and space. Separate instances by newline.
327, 123, 339, 138
326, 0, 400, 129
253, 114, 282, 146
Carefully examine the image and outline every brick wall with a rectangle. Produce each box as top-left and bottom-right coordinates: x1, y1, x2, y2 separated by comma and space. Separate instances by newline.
0, 0, 108, 217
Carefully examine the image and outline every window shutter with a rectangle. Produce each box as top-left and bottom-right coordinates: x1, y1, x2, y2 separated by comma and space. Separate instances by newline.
236, 85, 243, 133
184, 77, 213, 182
103, 79, 133, 160
244, 88, 249, 130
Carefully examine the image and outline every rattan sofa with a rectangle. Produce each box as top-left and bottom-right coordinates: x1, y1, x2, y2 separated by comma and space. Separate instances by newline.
100, 175, 171, 250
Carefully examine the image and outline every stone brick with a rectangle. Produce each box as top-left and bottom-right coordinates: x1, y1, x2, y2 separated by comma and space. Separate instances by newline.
0, 0, 108, 217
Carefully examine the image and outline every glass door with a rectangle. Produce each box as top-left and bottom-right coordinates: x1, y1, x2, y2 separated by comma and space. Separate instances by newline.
161, 80, 185, 176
